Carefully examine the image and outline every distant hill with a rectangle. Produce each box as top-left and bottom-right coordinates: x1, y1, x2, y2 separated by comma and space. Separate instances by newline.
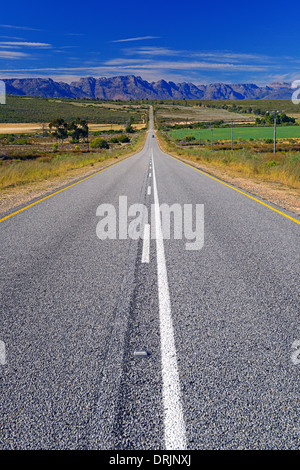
2, 75, 294, 101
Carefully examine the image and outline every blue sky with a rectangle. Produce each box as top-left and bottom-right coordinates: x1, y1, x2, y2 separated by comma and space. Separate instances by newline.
0, 0, 300, 85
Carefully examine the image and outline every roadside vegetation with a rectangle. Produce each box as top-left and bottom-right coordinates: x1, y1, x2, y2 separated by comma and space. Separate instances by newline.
1, 96, 300, 196
0, 115, 147, 190
153, 101, 300, 191
157, 129, 300, 190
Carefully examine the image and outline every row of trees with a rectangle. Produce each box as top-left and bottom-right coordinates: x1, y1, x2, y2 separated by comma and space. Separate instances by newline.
255, 112, 296, 125
48, 116, 136, 145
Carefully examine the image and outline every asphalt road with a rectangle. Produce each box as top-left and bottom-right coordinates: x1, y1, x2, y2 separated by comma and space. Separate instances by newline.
0, 108, 299, 450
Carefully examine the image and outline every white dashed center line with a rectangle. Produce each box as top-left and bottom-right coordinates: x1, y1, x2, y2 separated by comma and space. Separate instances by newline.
141, 223, 150, 263
151, 151, 187, 450
0, 341, 6, 365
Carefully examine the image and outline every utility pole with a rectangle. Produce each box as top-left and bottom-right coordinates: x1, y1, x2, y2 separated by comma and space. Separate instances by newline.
231, 121, 233, 150
267, 110, 279, 154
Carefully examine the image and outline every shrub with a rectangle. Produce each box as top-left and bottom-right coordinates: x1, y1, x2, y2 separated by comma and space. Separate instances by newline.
13, 138, 28, 145
118, 134, 130, 143
185, 135, 196, 142
90, 137, 109, 149
265, 160, 278, 168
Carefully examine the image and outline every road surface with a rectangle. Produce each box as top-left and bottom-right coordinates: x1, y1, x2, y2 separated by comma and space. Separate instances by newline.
0, 108, 299, 450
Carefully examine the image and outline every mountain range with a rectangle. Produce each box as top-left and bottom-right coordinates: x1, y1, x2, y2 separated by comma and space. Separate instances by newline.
2, 75, 294, 101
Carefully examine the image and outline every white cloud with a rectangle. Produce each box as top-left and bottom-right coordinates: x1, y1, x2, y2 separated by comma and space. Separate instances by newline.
0, 35, 25, 40
0, 24, 41, 31
125, 47, 179, 56
104, 57, 268, 72
0, 50, 28, 59
0, 41, 51, 48
0, 45, 294, 85
123, 46, 273, 62
110, 36, 161, 43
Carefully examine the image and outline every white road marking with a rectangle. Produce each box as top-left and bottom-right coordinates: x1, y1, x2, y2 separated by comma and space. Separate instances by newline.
147, 186, 151, 196
141, 223, 150, 263
149, 172, 152, 177
134, 350, 150, 357
151, 153, 187, 450
0, 341, 6, 365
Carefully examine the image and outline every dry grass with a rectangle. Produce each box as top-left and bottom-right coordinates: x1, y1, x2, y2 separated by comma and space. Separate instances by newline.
0, 123, 44, 134
158, 130, 300, 189
0, 130, 147, 190
88, 123, 145, 131
155, 104, 254, 124
0, 122, 146, 134
156, 130, 300, 215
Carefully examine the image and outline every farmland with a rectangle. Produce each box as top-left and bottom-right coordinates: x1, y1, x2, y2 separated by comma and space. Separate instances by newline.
153, 100, 300, 200
168, 125, 300, 141
152, 99, 300, 123
1, 97, 300, 203
154, 102, 253, 125
0, 122, 145, 135
0, 96, 148, 192
0, 95, 149, 124
152, 99, 300, 126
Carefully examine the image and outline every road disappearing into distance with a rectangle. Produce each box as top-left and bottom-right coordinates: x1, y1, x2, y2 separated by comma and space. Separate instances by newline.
0, 107, 299, 450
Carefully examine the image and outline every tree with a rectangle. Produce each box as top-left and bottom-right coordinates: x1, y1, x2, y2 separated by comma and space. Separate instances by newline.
125, 116, 134, 133
49, 118, 68, 144
68, 118, 89, 143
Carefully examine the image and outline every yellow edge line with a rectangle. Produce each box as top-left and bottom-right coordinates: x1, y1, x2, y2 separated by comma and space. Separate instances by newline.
166, 153, 300, 225
0, 159, 123, 224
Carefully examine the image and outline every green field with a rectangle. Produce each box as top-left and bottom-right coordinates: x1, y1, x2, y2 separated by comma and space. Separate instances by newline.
168, 126, 300, 141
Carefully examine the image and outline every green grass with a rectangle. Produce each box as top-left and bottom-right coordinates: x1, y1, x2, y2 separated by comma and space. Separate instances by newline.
169, 126, 300, 141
